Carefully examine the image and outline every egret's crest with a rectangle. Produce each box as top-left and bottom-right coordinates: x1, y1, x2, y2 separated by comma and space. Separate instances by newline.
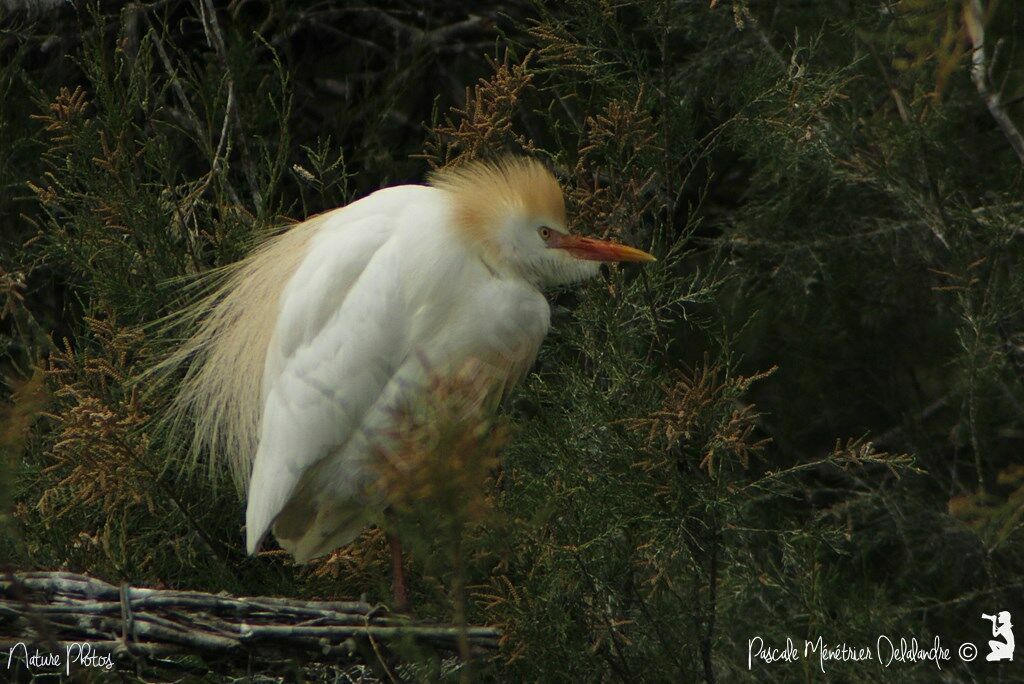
428, 156, 566, 243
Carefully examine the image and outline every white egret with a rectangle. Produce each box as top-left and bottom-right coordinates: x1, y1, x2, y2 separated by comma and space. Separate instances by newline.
164, 156, 655, 606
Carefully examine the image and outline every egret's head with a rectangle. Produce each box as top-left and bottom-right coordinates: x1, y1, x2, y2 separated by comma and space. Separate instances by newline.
429, 156, 655, 288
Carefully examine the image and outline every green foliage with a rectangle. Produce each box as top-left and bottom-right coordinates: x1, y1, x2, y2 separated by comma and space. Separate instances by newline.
3, 0, 1024, 681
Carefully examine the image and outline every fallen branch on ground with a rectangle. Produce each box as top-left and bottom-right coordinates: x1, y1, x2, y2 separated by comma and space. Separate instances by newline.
1, 571, 498, 675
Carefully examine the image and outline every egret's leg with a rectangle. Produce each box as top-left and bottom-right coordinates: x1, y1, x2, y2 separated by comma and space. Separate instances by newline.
388, 532, 409, 611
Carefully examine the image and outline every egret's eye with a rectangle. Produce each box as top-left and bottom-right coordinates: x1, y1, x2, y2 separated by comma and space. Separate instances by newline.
538, 226, 552, 241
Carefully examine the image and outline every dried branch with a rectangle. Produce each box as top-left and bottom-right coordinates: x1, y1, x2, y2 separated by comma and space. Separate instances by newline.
199, 0, 263, 208
143, 7, 243, 206
966, 0, 1024, 165
2, 572, 499, 673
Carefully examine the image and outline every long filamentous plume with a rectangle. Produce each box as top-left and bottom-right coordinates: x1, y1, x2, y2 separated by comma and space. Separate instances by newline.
146, 211, 336, 491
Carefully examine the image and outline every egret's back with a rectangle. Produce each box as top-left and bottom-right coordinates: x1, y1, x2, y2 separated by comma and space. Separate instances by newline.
157, 212, 325, 489
160, 189, 416, 490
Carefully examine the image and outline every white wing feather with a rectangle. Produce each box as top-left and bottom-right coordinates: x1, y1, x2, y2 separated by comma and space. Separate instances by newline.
246, 186, 550, 558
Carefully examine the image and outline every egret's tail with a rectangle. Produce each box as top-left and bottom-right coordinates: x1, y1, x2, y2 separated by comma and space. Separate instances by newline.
144, 212, 334, 490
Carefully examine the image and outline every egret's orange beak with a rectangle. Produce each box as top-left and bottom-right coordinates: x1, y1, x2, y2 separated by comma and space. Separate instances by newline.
554, 234, 657, 263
